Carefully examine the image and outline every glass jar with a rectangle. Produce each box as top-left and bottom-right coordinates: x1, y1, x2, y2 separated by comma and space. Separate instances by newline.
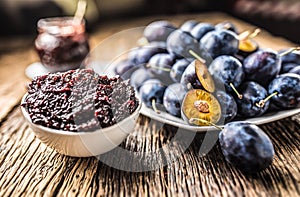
35, 17, 90, 72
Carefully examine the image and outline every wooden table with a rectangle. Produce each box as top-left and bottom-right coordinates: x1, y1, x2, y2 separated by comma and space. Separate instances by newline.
0, 12, 300, 197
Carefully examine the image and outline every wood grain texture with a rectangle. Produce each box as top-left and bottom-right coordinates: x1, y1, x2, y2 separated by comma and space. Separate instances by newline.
0, 12, 299, 197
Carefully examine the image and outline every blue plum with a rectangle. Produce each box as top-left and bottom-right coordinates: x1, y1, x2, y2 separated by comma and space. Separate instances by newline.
144, 21, 176, 42
170, 58, 193, 83
279, 49, 300, 64
128, 42, 167, 66
139, 79, 167, 108
268, 73, 300, 109
180, 20, 199, 32
289, 66, 300, 75
114, 59, 138, 80
243, 49, 281, 87
208, 55, 244, 92
200, 29, 239, 59
280, 63, 299, 74
163, 83, 187, 117
236, 81, 269, 117
147, 53, 175, 85
130, 68, 154, 90
191, 23, 215, 41
215, 90, 237, 122
167, 29, 201, 58
219, 121, 274, 174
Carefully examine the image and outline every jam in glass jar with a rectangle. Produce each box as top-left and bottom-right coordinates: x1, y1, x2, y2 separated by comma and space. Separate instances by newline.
35, 17, 90, 72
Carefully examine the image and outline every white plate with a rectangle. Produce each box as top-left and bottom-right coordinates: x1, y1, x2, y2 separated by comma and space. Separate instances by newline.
90, 60, 300, 133
140, 105, 300, 132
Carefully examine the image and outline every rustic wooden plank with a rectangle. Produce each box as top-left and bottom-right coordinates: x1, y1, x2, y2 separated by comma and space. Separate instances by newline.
0, 49, 34, 122
0, 12, 300, 197
0, 109, 300, 196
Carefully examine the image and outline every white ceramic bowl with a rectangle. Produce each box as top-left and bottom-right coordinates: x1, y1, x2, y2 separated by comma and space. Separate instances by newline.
21, 93, 141, 157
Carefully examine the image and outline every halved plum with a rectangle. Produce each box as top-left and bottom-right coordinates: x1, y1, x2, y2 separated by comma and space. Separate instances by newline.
238, 39, 259, 57
195, 59, 215, 92
237, 29, 260, 57
181, 59, 215, 92
181, 89, 221, 126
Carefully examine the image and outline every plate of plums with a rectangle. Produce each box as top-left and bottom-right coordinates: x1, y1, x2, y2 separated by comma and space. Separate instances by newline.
22, 19, 300, 172
108, 20, 300, 132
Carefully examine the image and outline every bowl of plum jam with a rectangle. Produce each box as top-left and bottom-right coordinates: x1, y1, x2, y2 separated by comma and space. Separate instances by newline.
21, 69, 141, 157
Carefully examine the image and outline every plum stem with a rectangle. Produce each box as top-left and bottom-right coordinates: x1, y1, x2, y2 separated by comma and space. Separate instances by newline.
238, 30, 250, 41
152, 99, 161, 114
249, 28, 261, 39
137, 37, 149, 46
73, 0, 87, 24
147, 64, 171, 72
230, 83, 243, 99
189, 118, 223, 130
279, 47, 300, 57
189, 50, 206, 63
256, 92, 278, 108
223, 22, 232, 30
238, 28, 261, 41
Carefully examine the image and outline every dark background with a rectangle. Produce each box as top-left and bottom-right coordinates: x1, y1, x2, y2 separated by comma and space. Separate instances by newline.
0, 0, 299, 44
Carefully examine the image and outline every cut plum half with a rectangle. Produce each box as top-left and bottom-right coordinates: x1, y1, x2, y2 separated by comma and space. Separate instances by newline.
195, 59, 215, 93
181, 89, 221, 126
239, 39, 258, 53
238, 28, 260, 57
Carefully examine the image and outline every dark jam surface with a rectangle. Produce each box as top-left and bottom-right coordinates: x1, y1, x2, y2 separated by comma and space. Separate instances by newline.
22, 69, 139, 132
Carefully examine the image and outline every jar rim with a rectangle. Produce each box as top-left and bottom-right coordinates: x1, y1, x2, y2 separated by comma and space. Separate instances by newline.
37, 16, 85, 35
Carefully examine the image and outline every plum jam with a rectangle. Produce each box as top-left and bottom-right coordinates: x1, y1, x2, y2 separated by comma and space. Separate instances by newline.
35, 17, 90, 72
22, 69, 139, 132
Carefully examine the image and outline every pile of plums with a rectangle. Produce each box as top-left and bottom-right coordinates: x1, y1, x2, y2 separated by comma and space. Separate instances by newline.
114, 19, 300, 173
